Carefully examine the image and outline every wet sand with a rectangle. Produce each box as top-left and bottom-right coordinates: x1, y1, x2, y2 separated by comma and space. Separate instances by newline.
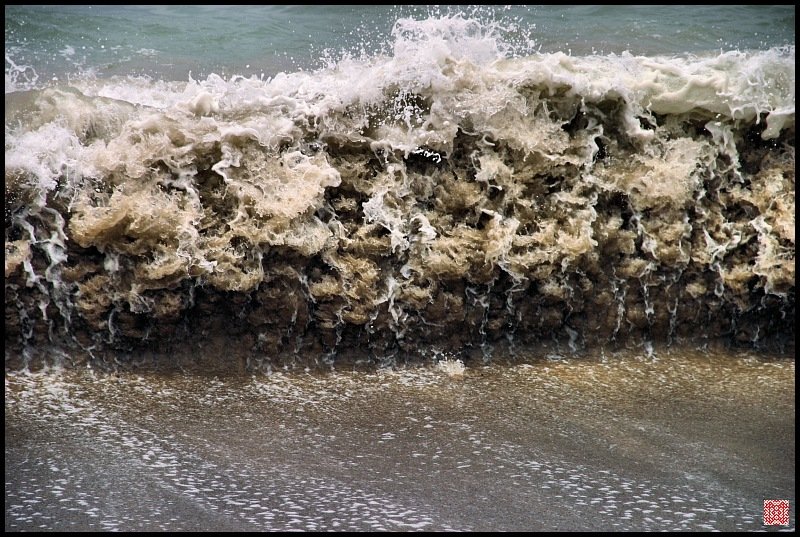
5, 349, 795, 531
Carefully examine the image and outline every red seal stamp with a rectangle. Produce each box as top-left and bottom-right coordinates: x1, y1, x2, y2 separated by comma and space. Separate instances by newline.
763, 499, 790, 526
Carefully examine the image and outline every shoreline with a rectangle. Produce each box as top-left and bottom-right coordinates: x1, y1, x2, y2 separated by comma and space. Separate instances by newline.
6, 349, 795, 531
4, 338, 795, 375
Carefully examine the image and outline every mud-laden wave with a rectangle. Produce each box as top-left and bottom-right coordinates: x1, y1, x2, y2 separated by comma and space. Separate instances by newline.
4, 20, 796, 369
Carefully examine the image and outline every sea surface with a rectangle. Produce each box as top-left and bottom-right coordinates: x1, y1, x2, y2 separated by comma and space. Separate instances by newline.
4, 4, 796, 532
6, 5, 796, 89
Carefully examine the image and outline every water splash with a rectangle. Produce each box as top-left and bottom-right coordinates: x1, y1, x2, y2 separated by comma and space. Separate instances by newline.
4, 15, 795, 370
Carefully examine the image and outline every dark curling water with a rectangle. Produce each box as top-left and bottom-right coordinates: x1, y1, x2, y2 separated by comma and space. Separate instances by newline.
4, 4, 796, 532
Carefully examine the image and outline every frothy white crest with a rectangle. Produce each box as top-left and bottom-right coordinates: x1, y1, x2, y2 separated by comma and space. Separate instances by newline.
5, 124, 90, 195
5, 17, 795, 202
392, 15, 507, 66
637, 47, 795, 135
31, 18, 792, 149
491, 46, 795, 140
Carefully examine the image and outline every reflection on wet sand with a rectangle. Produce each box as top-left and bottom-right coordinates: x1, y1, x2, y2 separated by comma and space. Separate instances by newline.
5, 348, 795, 531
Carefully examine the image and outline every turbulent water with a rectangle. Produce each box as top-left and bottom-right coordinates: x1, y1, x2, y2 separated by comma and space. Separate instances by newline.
4, 6, 795, 370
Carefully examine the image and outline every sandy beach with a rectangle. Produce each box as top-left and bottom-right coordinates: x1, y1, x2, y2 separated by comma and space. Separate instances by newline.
5, 349, 795, 531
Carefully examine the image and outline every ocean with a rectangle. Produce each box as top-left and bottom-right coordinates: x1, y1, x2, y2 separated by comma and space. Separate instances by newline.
4, 5, 796, 88
4, 4, 796, 531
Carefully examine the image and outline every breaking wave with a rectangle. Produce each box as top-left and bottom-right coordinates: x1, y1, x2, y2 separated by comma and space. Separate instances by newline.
5, 15, 795, 369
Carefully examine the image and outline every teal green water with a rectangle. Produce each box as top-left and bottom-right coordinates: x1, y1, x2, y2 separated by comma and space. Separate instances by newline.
5, 5, 795, 90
